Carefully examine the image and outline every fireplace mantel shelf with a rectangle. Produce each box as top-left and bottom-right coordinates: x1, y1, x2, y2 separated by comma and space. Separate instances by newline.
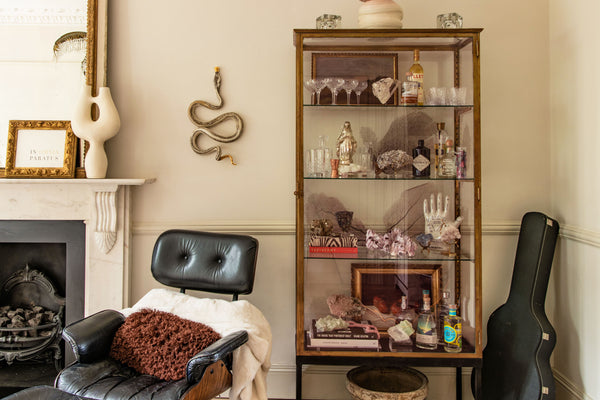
0, 178, 155, 185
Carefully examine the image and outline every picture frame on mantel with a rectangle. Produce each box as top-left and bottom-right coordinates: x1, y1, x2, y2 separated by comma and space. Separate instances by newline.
5, 120, 77, 178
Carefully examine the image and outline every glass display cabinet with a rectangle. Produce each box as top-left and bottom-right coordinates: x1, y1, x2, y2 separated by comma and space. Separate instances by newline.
294, 29, 483, 400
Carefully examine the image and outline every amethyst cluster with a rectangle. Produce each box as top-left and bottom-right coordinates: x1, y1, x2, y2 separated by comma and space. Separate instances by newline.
366, 228, 418, 257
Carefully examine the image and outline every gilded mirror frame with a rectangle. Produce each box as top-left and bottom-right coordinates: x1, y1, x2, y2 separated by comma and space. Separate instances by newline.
0, 0, 105, 178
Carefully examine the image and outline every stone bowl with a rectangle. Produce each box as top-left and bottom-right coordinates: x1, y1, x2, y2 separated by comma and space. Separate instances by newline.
346, 366, 428, 400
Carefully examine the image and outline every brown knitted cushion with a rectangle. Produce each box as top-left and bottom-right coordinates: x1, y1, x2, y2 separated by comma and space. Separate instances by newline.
109, 309, 221, 381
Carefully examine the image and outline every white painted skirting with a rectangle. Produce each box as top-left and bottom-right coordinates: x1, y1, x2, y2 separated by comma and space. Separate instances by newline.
553, 369, 594, 400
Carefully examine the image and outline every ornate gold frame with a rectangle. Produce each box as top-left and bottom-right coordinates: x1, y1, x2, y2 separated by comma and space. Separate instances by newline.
5, 120, 77, 178
351, 262, 441, 323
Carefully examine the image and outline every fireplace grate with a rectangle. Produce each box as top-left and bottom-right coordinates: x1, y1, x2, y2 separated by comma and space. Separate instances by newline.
0, 265, 64, 369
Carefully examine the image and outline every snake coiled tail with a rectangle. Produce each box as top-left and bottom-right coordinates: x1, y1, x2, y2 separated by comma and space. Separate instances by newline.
188, 67, 243, 165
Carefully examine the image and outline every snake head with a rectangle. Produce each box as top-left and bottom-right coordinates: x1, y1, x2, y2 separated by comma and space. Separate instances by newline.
214, 67, 222, 89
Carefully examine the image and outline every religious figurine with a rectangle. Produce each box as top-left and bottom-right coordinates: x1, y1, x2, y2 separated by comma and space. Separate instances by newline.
336, 121, 357, 166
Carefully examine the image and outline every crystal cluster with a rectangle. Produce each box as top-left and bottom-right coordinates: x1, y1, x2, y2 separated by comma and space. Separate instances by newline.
376, 149, 412, 174
366, 228, 417, 257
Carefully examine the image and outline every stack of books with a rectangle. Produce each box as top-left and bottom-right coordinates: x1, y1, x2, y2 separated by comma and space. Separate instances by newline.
306, 320, 380, 350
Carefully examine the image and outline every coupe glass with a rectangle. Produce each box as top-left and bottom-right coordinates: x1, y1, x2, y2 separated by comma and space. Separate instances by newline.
313, 78, 327, 105
326, 77, 345, 105
341, 79, 359, 104
354, 81, 368, 104
303, 79, 317, 104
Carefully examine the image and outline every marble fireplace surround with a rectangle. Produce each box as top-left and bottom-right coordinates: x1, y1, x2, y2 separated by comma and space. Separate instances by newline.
0, 179, 153, 316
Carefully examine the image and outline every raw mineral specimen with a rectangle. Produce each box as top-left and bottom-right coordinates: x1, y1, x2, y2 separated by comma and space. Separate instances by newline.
415, 233, 434, 248
326, 294, 364, 321
376, 149, 412, 174
388, 320, 415, 344
315, 315, 348, 333
366, 228, 417, 257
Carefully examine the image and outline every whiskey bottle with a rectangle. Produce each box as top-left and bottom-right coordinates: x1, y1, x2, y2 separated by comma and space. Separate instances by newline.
443, 304, 462, 352
412, 139, 430, 177
439, 139, 456, 177
416, 296, 437, 350
409, 49, 424, 106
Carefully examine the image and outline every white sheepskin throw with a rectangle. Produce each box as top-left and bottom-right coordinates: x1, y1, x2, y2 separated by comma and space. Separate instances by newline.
122, 288, 272, 400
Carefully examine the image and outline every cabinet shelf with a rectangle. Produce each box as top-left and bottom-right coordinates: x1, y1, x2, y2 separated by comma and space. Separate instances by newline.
304, 175, 475, 182
305, 246, 474, 262
304, 104, 474, 110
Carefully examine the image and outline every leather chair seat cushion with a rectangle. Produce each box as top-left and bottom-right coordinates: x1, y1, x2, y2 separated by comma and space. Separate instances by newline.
56, 358, 192, 400
1, 386, 94, 400
109, 309, 221, 380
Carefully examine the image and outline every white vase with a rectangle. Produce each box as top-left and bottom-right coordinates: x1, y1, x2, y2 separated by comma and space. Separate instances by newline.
71, 85, 121, 179
358, 0, 403, 29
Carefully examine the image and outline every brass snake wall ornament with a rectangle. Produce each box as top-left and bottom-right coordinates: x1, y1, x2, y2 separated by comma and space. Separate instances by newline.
188, 67, 243, 165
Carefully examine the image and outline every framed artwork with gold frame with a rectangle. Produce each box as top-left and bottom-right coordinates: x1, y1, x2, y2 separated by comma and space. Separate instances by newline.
311, 53, 398, 105
351, 263, 441, 315
5, 120, 77, 178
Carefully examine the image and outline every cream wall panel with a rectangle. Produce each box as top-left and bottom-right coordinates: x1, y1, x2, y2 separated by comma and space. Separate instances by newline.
550, 0, 600, 399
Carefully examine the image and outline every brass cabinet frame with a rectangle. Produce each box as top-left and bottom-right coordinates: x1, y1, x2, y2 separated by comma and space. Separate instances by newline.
294, 28, 483, 400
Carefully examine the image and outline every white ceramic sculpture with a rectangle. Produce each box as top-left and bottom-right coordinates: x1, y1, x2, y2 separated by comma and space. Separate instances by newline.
71, 85, 120, 178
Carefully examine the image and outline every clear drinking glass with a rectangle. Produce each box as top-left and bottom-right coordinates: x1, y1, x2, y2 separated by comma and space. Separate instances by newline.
341, 79, 359, 104
303, 79, 316, 104
354, 81, 368, 104
326, 77, 345, 105
313, 78, 327, 105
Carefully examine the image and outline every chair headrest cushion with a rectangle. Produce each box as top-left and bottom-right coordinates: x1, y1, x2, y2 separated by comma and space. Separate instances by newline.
151, 230, 258, 295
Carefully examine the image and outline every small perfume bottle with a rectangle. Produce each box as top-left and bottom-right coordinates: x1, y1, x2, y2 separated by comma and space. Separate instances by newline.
439, 139, 456, 177
444, 304, 462, 352
412, 139, 430, 177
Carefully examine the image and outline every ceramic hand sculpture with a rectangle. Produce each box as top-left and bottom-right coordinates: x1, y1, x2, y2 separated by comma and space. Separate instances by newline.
423, 193, 450, 239
71, 85, 121, 178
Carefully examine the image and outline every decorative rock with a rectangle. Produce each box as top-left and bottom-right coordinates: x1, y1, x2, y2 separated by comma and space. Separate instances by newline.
376, 150, 412, 174
415, 233, 434, 248
327, 294, 364, 321
315, 315, 349, 333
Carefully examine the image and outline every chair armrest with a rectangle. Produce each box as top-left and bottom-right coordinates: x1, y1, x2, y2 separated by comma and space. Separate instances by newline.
62, 310, 125, 364
186, 330, 248, 384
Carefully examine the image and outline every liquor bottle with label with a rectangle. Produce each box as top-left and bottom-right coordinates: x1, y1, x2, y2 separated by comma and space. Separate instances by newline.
443, 304, 463, 352
409, 49, 424, 106
412, 139, 430, 177
439, 139, 456, 177
416, 296, 437, 350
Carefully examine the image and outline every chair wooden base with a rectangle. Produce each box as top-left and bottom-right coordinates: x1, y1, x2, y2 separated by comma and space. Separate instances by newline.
183, 361, 233, 400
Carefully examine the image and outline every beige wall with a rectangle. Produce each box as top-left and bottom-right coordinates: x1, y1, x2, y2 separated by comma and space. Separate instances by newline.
549, 1, 600, 399
104, 0, 560, 399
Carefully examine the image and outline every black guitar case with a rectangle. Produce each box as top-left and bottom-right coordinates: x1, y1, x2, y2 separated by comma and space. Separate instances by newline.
473, 212, 559, 399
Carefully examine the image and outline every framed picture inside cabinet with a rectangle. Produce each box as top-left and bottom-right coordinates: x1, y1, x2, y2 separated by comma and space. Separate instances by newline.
351, 263, 441, 318
5, 120, 77, 178
312, 53, 398, 105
